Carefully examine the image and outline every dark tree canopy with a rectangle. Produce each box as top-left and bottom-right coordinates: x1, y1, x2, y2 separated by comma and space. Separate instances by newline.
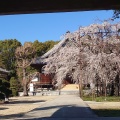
0, 39, 58, 98
0, 39, 21, 77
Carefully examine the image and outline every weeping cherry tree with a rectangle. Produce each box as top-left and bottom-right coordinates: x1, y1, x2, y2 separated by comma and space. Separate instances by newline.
42, 20, 120, 97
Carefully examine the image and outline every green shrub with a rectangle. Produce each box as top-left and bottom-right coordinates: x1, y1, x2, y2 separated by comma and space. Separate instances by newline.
0, 78, 11, 99
11, 88, 18, 96
10, 77, 18, 96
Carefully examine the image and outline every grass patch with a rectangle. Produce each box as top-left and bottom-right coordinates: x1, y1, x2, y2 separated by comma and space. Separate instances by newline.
82, 96, 120, 102
93, 109, 120, 117
82, 96, 120, 117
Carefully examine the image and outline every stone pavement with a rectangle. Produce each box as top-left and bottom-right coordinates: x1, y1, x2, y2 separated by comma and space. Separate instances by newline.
15, 95, 120, 120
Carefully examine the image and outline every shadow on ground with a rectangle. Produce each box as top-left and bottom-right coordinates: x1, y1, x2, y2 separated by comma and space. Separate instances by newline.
22, 104, 97, 119
0, 112, 24, 119
9, 100, 46, 104
93, 109, 120, 117
0, 107, 8, 110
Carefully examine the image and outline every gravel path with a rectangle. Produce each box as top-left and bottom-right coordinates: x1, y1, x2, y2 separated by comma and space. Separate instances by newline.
1, 95, 120, 120
17, 95, 97, 119
0, 96, 57, 119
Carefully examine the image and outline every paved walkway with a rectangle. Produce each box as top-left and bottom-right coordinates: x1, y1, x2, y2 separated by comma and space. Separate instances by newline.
16, 95, 120, 120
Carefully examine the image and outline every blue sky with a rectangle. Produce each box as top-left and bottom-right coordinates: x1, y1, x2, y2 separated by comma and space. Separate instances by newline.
0, 10, 119, 44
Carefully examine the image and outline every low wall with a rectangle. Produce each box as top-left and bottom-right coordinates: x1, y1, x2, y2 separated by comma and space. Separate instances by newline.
19, 90, 79, 96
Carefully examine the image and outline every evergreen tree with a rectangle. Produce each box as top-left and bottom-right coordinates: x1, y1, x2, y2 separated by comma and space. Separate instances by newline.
0, 39, 21, 77
0, 79, 12, 101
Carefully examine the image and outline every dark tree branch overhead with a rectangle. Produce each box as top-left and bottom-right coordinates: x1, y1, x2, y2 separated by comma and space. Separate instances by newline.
113, 10, 120, 19
0, 0, 120, 15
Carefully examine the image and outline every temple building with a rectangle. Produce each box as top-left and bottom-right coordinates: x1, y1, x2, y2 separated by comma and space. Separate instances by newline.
30, 39, 75, 91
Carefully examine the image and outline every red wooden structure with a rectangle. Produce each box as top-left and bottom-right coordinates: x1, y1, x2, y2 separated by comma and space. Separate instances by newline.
35, 73, 53, 90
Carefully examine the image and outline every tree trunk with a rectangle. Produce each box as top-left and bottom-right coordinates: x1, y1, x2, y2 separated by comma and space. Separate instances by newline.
114, 83, 119, 96
23, 84, 28, 96
110, 82, 114, 96
100, 83, 102, 96
96, 82, 99, 97
105, 86, 107, 101
78, 75, 83, 98
118, 83, 120, 96
23, 68, 28, 96
78, 82, 81, 97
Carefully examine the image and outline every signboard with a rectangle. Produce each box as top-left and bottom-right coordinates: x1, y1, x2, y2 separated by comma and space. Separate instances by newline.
31, 77, 38, 82
30, 83, 33, 92
90, 83, 95, 89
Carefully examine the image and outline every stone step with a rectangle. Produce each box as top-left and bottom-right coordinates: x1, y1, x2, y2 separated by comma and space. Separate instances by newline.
61, 84, 79, 91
